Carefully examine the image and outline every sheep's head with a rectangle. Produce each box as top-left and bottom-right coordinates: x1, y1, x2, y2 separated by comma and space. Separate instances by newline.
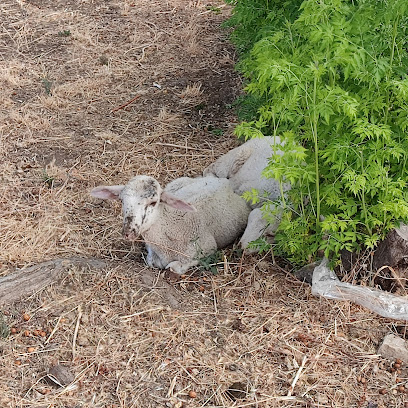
91, 175, 196, 241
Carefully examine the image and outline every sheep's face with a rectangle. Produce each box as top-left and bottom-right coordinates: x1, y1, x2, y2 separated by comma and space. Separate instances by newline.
120, 176, 161, 241
91, 175, 196, 242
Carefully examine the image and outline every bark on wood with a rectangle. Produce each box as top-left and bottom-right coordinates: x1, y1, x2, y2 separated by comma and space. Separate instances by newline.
292, 262, 317, 285
0, 258, 106, 305
373, 225, 408, 270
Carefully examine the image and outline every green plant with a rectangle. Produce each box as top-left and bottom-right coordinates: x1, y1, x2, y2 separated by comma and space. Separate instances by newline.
224, 0, 303, 54
191, 238, 222, 273
206, 5, 222, 14
198, 250, 222, 274
42, 169, 55, 188
0, 314, 10, 338
210, 127, 224, 136
229, 0, 408, 265
42, 77, 53, 95
58, 30, 71, 37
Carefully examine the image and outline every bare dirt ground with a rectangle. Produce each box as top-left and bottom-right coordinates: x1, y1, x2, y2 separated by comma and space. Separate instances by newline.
0, 0, 407, 407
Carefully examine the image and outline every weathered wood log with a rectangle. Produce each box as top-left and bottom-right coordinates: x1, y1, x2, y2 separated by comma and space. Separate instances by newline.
292, 262, 318, 285
373, 224, 408, 270
0, 258, 106, 305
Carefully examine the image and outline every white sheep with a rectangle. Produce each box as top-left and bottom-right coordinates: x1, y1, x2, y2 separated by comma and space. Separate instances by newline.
203, 136, 289, 250
91, 175, 250, 274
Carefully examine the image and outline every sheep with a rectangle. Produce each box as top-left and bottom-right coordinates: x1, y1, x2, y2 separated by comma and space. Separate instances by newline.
238, 206, 282, 249
90, 175, 250, 274
203, 136, 290, 250
203, 136, 288, 204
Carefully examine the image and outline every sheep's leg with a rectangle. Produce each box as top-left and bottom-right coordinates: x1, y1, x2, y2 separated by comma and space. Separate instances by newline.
165, 260, 200, 275
239, 208, 281, 252
146, 245, 167, 269
166, 235, 218, 274
239, 208, 267, 252
203, 146, 251, 178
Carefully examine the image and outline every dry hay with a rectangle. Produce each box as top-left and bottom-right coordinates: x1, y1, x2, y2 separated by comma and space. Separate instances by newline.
0, 0, 407, 407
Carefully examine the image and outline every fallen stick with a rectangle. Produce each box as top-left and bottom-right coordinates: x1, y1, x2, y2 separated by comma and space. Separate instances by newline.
110, 94, 142, 113
0, 258, 106, 305
287, 355, 308, 397
72, 306, 82, 361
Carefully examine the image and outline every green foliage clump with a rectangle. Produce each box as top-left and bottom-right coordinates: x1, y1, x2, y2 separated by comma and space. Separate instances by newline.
228, 0, 408, 265
225, 0, 303, 54
225, 0, 303, 121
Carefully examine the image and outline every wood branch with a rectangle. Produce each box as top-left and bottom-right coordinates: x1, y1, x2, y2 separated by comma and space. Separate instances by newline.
0, 258, 106, 305
373, 226, 408, 270
110, 94, 142, 113
292, 262, 315, 285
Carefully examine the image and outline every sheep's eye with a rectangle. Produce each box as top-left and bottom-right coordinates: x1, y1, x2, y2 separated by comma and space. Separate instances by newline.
147, 201, 157, 208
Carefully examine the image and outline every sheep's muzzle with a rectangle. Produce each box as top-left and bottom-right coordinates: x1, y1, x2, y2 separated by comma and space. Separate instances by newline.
122, 217, 140, 241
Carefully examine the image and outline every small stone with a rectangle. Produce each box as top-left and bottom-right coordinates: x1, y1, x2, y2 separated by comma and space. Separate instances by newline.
76, 335, 90, 346
168, 396, 182, 408
80, 314, 89, 324
48, 364, 75, 386
317, 394, 329, 404
378, 334, 408, 364
231, 319, 244, 331
366, 402, 378, 408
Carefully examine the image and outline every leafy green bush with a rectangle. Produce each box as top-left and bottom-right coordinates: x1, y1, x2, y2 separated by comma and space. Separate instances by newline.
225, 0, 303, 121
228, 0, 408, 265
225, 0, 303, 54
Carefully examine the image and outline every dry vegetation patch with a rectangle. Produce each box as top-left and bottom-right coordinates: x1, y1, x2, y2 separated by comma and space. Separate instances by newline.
0, 0, 407, 407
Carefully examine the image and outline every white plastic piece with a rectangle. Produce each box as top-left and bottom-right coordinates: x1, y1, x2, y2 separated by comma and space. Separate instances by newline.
312, 258, 408, 321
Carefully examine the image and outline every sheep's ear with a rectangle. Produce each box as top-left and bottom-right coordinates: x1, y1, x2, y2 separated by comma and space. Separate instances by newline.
160, 192, 196, 212
90, 185, 124, 200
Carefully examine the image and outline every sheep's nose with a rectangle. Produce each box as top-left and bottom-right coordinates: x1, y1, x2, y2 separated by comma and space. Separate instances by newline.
122, 217, 140, 241
123, 232, 137, 241
123, 228, 139, 241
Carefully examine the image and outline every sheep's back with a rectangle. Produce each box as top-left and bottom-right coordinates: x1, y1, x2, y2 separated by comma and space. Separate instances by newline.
165, 177, 232, 203
145, 177, 249, 263
199, 185, 250, 248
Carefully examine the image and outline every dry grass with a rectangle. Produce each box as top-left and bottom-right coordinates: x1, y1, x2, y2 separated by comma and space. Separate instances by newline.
0, 0, 407, 407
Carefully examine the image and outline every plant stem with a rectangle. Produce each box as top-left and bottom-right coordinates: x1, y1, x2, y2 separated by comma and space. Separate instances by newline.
312, 73, 320, 230
279, 181, 287, 209
384, 14, 399, 125
360, 151, 371, 235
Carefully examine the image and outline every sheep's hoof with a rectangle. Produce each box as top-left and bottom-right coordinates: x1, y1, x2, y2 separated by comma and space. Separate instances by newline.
166, 261, 186, 275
